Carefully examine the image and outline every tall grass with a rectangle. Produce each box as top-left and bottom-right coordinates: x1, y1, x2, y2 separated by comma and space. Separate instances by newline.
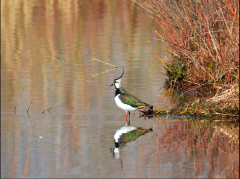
134, 0, 239, 116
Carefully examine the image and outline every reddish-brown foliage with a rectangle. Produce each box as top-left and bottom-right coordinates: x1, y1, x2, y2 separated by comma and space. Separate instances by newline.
135, 0, 239, 115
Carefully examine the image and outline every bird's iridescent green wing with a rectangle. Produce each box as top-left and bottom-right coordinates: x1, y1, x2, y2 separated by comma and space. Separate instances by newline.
118, 128, 152, 146
119, 93, 151, 108
120, 87, 130, 94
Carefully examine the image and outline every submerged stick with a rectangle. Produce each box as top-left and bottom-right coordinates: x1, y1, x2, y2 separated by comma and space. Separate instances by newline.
89, 57, 117, 67
52, 56, 60, 64
90, 68, 117, 77
89, 57, 118, 77
42, 110, 47, 118
51, 56, 61, 70
14, 86, 25, 113
27, 100, 33, 114
47, 100, 63, 112
27, 100, 33, 125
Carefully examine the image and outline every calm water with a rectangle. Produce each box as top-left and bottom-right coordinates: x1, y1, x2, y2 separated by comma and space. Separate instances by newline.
1, 0, 239, 178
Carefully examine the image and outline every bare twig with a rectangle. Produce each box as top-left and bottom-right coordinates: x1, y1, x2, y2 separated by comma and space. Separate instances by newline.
89, 57, 118, 77
89, 57, 117, 67
47, 100, 63, 112
148, 40, 172, 73
152, 38, 211, 62
52, 56, 60, 64
51, 57, 61, 70
27, 100, 33, 121
90, 68, 117, 77
14, 86, 25, 113
156, 68, 167, 77
27, 100, 33, 125
27, 100, 33, 114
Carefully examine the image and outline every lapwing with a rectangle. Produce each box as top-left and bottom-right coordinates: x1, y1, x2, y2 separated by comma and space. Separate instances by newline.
111, 125, 152, 158
110, 68, 153, 125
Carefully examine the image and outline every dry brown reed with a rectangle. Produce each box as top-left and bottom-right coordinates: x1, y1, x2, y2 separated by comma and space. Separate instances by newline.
135, 0, 239, 117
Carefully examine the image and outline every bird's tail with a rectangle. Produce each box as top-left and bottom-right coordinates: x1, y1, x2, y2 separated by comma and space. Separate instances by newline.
146, 103, 153, 110
149, 105, 153, 110
143, 104, 153, 115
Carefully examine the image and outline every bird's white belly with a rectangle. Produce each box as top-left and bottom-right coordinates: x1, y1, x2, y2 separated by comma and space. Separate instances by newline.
114, 125, 137, 142
115, 94, 137, 112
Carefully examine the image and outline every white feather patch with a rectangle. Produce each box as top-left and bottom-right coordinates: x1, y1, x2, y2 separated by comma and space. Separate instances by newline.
114, 125, 137, 142
115, 94, 137, 112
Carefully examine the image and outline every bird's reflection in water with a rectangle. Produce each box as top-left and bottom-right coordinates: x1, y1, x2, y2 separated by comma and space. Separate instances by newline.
110, 124, 152, 159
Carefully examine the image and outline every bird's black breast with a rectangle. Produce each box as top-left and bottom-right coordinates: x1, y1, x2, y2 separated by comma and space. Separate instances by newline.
115, 88, 121, 97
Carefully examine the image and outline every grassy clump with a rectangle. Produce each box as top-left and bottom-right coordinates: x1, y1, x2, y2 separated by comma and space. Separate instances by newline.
135, 0, 239, 117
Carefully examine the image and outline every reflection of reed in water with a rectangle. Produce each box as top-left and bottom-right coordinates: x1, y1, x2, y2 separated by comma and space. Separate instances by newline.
134, 117, 239, 178
111, 125, 152, 159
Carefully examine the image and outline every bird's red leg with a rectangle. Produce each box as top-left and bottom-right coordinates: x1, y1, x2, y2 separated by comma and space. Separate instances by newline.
128, 112, 131, 125
126, 112, 128, 125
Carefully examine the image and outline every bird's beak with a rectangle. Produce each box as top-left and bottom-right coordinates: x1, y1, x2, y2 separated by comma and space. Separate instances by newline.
110, 83, 113, 86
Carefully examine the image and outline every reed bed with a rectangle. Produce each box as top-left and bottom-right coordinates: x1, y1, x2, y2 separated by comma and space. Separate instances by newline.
134, 0, 239, 117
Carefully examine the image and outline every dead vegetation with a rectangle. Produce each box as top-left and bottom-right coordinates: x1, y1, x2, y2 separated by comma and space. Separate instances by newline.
134, 0, 239, 118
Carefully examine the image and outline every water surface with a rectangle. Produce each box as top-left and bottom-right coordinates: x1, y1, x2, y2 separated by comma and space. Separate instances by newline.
1, 0, 239, 178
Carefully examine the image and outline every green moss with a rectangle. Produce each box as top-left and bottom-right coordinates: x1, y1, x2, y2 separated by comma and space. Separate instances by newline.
165, 55, 189, 80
